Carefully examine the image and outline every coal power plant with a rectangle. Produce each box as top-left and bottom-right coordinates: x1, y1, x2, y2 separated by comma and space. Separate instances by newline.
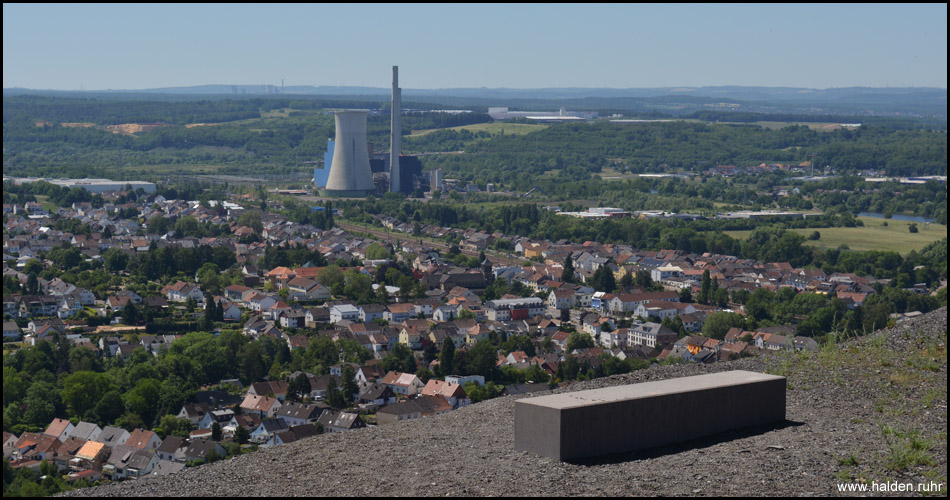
320, 110, 376, 197
318, 66, 428, 197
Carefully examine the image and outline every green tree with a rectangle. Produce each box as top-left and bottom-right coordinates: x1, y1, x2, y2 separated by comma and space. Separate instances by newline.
124, 378, 162, 426
702, 311, 746, 340
439, 337, 456, 377
288, 373, 311, 403
341, 365, 359, 404
326, 376, 346, 409
365, 243, 391, 260
561, 255, 576, 284
211, 422, 222, 442
197, 262, 221, 295
156, 415, 193, 439
566, 332, 595, 352
24, 381, 61, 427
590, 265, 616, 293
699, 269, 711, 305
234, 424, 250, 444
61, 371, 117, 419
92, 390, 125, 425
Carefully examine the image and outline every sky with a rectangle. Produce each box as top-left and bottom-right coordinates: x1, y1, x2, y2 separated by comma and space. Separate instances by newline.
3, 3, 947, 91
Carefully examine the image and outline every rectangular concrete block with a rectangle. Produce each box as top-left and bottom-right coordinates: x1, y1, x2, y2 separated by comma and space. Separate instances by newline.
514, 370, 786, 461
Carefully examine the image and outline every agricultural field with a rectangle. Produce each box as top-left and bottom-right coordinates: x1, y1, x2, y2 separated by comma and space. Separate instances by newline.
724, 217, 947, 254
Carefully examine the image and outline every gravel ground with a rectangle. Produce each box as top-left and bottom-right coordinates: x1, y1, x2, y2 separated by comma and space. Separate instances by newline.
65, 308, 947, 497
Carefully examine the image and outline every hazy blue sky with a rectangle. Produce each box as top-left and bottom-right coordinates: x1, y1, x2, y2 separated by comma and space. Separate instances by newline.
3, 3, 947, 90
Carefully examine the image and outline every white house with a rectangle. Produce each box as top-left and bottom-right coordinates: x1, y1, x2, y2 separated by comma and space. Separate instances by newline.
330, 304, 360, 324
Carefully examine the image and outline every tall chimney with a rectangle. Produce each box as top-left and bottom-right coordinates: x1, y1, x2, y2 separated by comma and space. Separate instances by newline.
390, 66, 401, 193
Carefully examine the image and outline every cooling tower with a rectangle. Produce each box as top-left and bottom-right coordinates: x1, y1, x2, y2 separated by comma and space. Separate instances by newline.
322, 110, 376, 197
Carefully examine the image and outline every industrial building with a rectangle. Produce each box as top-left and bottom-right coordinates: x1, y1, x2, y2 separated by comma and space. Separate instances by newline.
488, 106, 597, 121
313, 139, 334, 188
4, 177, 156, 194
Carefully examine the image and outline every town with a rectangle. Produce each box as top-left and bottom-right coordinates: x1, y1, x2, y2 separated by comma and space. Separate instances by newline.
3, 174, 944, 492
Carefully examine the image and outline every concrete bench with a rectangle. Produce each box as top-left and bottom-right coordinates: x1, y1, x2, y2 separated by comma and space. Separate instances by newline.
514, 370, 786, 461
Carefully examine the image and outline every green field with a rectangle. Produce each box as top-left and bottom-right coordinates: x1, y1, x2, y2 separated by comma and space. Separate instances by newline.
408, 122, 548, 137
724, 217, 947, 254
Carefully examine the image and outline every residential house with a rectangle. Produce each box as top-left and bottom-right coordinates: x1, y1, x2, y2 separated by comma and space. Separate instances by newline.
627, 321, 678, 350
225, 413, 262, 436
247, 380, 289, 401
376, 400, 423, 425
155, 436, 187, 463
197, 409, 235, 431
355, 364, 387, 384
250, 419, 290, 444
547, 288, 575, 310
271, 424, 321, 446
3, 321, 20, 340
635, 301, 696, 321
275, 402, 324, 427
305, 306, 331, 327
71, 441, 109, 472
420, 380, 469, 408
125, 429, 162, 452
68, 422, 102, 443
162, 281, 204, 304
359, 303, 387, 323
286, 277, 331, 301
103, 445, 159, 480
316, 410, 366, 433
432, 304, 458, 322
11, 433, 62, 462
330, 304, 360, 324
51, 437, 91, 471
399, 325, 426, 349
485, 297, 545, 321
94, 426, 130, 449
380, 371, 425, 396
384, 303, 415, 324
279, 309, 307, 328
240, 394, 282, 418
358, 383, 397, 406
177, 402, 211, 427
44, 418, 75, 443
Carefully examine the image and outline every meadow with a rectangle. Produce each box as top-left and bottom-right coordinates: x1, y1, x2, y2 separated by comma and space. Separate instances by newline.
724, 217, 947, 254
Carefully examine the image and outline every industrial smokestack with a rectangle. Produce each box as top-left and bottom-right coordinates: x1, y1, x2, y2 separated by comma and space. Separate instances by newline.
390, 65, 401, 193
323, 110, 376, 197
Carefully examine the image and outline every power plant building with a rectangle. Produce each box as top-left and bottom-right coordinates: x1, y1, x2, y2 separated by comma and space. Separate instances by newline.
313, 139, 334, 188
320, 110, 377, 197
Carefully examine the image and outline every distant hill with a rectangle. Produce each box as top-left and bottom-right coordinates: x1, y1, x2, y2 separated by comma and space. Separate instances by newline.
6, 85, 945, 119
6, 84, 946, 103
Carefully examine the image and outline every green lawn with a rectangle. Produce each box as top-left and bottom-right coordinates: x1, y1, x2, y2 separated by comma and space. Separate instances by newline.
723, 217, 947, 254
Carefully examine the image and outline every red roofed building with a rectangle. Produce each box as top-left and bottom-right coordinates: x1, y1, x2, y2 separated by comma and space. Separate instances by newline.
420, 379, 469, 408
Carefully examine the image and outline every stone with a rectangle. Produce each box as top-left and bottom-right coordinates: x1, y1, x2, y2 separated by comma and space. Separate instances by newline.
514, 370, 786, 461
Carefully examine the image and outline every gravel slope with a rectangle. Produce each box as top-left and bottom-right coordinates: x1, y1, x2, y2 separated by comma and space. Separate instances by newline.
65, 308, 947, 497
